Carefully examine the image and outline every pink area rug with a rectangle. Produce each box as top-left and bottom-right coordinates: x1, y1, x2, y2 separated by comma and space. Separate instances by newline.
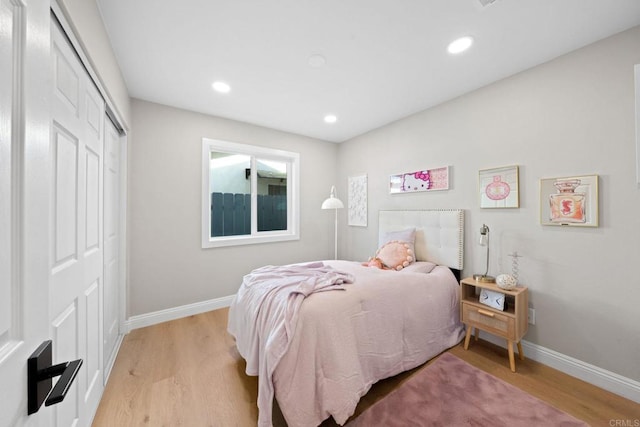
347, 352, 588, 427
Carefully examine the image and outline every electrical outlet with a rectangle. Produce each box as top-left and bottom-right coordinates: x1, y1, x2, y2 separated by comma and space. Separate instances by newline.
528, 308, 536, 325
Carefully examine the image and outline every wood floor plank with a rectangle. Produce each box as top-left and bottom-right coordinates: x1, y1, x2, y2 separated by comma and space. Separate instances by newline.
92, 308, 639, 426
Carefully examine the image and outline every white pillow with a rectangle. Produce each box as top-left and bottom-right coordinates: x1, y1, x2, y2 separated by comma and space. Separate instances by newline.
379, 228, 416, 259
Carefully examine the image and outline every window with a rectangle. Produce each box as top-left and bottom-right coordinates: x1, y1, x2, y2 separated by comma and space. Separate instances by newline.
201, 138, 300, 248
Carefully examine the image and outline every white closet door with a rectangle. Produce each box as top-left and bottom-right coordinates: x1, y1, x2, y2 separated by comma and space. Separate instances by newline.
50, 19, 105, 427
103, 117, 121, 378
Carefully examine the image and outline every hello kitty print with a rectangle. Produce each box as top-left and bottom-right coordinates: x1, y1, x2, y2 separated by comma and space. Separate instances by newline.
389, 166, 449, 193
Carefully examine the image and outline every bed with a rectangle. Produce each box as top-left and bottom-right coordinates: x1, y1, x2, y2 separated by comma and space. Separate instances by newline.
228, 209, 466, 427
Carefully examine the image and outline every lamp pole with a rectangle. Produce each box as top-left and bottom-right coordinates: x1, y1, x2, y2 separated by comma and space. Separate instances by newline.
321, 185, 344, 260
333, 208, 338, 260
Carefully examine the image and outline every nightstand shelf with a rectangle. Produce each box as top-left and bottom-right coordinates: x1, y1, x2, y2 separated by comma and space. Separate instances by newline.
460, 277, 529, 372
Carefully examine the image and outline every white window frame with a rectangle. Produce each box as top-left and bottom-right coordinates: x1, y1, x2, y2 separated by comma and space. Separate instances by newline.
201, 138, 300, 248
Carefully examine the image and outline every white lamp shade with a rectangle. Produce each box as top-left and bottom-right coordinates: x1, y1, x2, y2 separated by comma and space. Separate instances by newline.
321, 197, 344, 209
478, 224, 489, 246
321, 186, 344, 209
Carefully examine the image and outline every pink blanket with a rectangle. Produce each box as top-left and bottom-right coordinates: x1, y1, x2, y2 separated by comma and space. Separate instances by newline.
273, 261, 465, 426
227, 262, 355, 427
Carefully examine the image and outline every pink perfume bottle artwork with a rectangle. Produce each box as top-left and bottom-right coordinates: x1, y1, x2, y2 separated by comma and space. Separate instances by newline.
549, 179, 586, 223
485, 175, 511, 201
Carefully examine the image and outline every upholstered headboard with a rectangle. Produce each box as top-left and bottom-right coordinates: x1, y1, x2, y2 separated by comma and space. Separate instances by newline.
379, 210, 464, 270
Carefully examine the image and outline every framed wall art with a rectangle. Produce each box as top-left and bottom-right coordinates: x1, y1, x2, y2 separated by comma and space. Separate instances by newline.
479, 165, 519, 208
348, 174, 367, 227
539, 175, 598, 227
389, 166, 449, 194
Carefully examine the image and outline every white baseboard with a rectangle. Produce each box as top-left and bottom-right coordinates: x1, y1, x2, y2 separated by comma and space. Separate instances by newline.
479, 332, 640, 403
124, 294, 235, 333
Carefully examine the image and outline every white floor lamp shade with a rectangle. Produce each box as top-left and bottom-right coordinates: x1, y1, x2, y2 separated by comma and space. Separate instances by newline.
321, 186, 344, 260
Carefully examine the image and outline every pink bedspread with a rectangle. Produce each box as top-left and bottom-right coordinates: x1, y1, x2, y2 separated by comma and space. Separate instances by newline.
227, 262, 355, 427
229, 260, 465, 427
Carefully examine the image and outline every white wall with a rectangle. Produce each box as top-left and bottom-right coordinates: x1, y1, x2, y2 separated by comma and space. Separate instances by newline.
56, 0, 131, 128
337, 26, 640, 382
129, 99, 339, 316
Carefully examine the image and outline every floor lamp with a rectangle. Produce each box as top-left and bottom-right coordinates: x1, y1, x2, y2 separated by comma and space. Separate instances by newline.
321, 185, 344, 260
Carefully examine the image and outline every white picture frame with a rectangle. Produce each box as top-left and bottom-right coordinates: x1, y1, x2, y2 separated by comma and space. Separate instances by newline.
389, 166, 449, 194
479, 165, 519, 208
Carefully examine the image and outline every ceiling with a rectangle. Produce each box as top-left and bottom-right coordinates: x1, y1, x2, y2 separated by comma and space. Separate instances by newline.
96, 0, 640, 143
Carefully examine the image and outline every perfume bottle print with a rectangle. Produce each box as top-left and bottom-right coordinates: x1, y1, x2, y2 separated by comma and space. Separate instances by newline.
549, 179, 586, 223
485, 175, 511, 201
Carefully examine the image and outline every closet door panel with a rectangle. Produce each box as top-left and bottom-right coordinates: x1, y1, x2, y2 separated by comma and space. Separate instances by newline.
103, 117, 121, 374
50, 20, 105, 426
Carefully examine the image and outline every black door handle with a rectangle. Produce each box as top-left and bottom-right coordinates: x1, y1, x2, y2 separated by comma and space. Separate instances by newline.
42, 359, 83, 406
27, 340, 83, 415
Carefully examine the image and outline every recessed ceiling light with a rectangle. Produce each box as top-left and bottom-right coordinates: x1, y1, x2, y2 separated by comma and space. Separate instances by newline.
447, 36, 474, 54
212, 81, 231, 93
324, 114, 337, 124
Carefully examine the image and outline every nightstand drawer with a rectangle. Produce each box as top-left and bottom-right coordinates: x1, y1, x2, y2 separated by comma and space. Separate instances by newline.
462, 303, 514, 338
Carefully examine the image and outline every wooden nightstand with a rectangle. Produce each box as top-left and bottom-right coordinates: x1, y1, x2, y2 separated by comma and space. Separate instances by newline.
460, 277, 529, 372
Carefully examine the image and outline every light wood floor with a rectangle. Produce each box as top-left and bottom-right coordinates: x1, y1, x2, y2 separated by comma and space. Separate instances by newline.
93, 308, 639, 426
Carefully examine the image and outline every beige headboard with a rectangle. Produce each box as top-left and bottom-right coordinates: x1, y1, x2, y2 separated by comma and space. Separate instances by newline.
378, 210, 464, 270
